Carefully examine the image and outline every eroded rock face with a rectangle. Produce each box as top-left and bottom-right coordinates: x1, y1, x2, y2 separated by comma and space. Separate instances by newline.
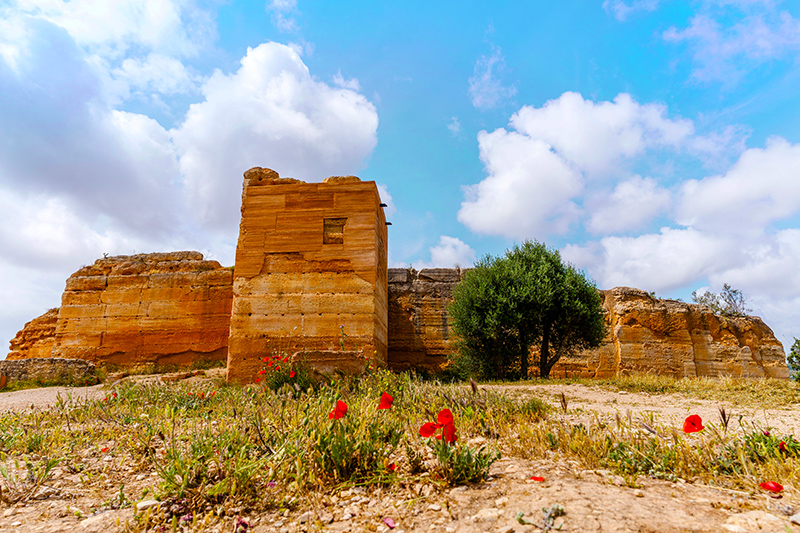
552, 287, 789, 379
386, 274, 789, 378
6, 308, 59, 360
387, 268, 466, 372
37, 252, 234, 367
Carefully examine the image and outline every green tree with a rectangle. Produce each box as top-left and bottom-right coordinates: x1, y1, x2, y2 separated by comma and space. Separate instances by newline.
691, 283, 752, 317
448, 241, 607, 380
788, 338, 800, 380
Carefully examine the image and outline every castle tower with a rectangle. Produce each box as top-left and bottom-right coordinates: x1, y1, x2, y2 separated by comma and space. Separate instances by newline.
226, 167, 388, 383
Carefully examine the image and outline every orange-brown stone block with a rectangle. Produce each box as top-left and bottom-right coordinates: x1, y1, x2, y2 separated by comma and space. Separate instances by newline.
6, 308, 59, 360
226, 168, 388, 384
39, 252, 234, 367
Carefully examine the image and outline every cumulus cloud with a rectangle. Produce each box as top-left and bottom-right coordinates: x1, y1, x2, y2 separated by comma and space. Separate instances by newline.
376, 183, 397, 217
447, 117, 461, 136
172, 42, 378, 232
458, 92, 694, 239
510, 92, 694, 176
677, 137, 800, 234
468, 45, 517, 110
458, 131, 582, 239
112, 53, 199, 97
562, 228, 738, 293
587, 176, 671, 234
415, 236, 476, 269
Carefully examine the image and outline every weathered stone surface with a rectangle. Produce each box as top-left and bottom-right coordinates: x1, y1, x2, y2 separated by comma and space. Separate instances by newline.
6, 308, 59, 360
226, 168, 388, 384
387, 268, 467, 372
13, 252, 234, 368
552, 287, 789, 379
386, 273, 789, 378
0, 357, 96, 385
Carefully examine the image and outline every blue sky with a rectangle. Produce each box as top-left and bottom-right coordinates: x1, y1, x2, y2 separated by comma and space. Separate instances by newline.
2, 0, 800, 354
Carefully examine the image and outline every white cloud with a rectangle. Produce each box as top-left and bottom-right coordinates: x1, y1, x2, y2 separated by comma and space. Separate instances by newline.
458, 130, 582, 239
663, 5, 800, 84
376, 183, 397, 217
587, 176, 671, 234
447, 116, 461, 136
332, 70, 361, 91
468, 45, 517, 110
562, 228, 738, 293
267, 0, 299, 33
14, 0, 215, 59
112, 53, 199, 96
415, 236, 476, 269
511, 92, 694, 176
172, 42, 378, 232
458, 92, 695, 239
677, 137, 800, 234
603, 0, 661, 21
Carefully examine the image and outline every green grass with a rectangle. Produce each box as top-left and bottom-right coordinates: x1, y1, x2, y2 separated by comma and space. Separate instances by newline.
0, 370, 797, 531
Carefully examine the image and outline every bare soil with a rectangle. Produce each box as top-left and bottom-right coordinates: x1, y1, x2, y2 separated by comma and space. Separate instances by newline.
0, 375, 798, 533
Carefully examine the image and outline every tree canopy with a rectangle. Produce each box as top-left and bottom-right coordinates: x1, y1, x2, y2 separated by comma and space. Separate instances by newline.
448, 240, 606, 380
691, 283, 752, 317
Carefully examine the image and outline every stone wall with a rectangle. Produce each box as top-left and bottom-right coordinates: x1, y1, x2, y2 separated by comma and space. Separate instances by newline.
226, 168, 388, 384
387, 268, 465, 371
0, 358, 96, 385
7, 308, 59, 360
11, 252, 234, 367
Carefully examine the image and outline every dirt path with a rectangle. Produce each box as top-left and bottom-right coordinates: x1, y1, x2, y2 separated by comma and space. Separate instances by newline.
0, 378, 798, 533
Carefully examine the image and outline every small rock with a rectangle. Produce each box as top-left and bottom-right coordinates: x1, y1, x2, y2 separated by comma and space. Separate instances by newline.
721, 525, 748, 532
342, 513, 353, 521
473, 508, 500, 523
422, 485, 433, 497
633, 490, 645, 498
504, 464, 518, 473
449, 486, 467, 497
495, 497, 509, 506
283, 509, 290, 517
297, 511, 312, 523
790, 513, 800, 526
618, 390, 627, 394
3, 508, 16, 517
10, 521, 22, 527
497, 526, 515, 533
320, 512, 334, 524
136, 499, 160, 511
428, 503, 442, 511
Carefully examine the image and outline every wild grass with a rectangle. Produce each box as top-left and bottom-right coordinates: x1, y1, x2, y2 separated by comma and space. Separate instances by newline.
0, 370, 797, 531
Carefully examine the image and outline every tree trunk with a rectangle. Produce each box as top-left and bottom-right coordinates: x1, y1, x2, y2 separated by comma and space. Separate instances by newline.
520, 334, 529, 379
539, 323, 551, 379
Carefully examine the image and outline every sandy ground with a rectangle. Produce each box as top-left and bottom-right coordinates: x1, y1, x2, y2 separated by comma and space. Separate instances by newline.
0, 376, 798, 533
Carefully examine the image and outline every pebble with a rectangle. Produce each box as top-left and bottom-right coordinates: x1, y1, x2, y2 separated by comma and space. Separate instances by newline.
473, 508, 500, 523
10, 522, 21, 527
495, 497, 509, 506
135, 499, 160, 511
791, 513, 800, 526
3, 508, 16, 517
342, 513, 353, 520
297, 511, 312, 523
320, 512, 334, 524
633, 490, 645, 498
498, 526, 515, 533
428, 503, 442, 511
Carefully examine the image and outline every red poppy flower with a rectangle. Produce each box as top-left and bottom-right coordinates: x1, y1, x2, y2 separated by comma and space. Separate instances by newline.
683, 414, 704, 433
759, 481, 783, 493
258, 369, 266, 375
289, 371, 296, 378
283, 357, 289, 363
275, 365, 280, 371
112, 392, 117, 399
530, 476, 545, 482
268, 361, 273, 367
378, 392, 394, 410
419, 409, 457, 444
210, 391, 217, 397
329, 400, 348, 420
764, 430, 771, 436
387, 462, 396, 472
262, 356, 269, 363
778, 441, 787, 452
254, 378, 261, 383
101, 447, 109, 453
